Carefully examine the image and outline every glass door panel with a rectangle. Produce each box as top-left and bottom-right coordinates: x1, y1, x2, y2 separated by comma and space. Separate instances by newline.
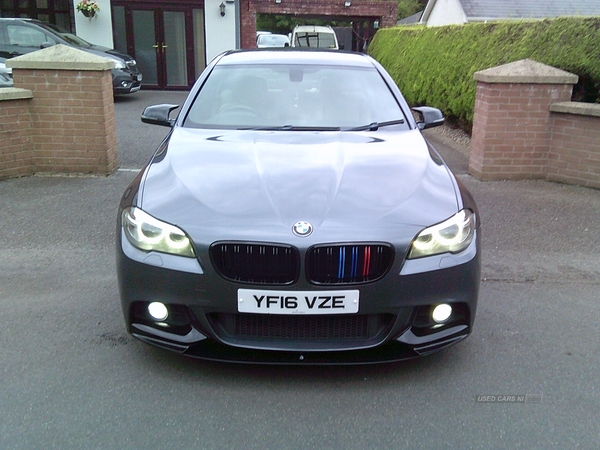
132, 9, 158, 86
112, 6, 128, 56
112, 2, 205, 89
193, 9, 206, 80
164, 11, 187, 87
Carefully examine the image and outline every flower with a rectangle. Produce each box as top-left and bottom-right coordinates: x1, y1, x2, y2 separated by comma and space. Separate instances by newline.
76, 0, 100, 15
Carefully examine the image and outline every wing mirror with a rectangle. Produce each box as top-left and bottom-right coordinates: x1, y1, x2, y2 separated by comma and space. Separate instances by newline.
412, 106, 445, 130
141, 104, 179, 127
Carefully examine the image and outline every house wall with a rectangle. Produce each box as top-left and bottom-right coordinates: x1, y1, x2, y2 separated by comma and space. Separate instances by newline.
73, 0, 115, 48
71, 0, 232, 67
240, 0, 398, 49
205, 0, 238, 63
423, 0, 466, 26
68, 0, 395, 76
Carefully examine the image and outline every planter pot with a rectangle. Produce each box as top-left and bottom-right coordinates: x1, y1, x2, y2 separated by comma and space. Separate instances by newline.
81, 9, 96, 18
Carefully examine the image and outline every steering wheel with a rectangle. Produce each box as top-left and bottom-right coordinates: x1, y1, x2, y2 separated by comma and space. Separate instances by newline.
219, 105, 257, 116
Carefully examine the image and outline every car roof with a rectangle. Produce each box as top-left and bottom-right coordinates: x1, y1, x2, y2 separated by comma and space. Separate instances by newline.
216, 49, 374, 68
0, 18, 41, 23
293, 25, 334, 32
0, 18, 61, 31
258, 33, 289, 39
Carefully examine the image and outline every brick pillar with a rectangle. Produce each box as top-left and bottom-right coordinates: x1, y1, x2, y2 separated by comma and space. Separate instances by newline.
470, 59, 578, 180
0, 89, 34, 179
7, 44, 118, 175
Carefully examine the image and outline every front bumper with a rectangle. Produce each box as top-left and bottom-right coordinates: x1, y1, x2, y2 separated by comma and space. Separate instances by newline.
112, 69, 142, 95
131, 323, 471, 364
117, 236, 480, 364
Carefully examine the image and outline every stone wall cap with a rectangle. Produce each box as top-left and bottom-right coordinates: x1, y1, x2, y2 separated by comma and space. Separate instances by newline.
550, 101, 600, 117
5, 44, 115, 71
474, 59, 578, 84
0, 87, 34, 101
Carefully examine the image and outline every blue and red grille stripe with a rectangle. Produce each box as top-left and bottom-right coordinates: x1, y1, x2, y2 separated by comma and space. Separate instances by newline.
315, 244, 391, 283
338, 246, 346, 279
362, 245, 371, 277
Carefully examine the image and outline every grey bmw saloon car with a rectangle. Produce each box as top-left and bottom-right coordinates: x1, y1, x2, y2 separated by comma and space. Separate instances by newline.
117, 49, 480, 364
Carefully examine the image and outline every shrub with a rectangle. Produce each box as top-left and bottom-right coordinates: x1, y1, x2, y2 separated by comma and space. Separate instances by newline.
369, 17, 600, 131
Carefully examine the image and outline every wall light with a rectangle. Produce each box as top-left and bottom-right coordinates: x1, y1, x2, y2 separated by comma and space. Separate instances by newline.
275, 0, 282, 3
344, 1, 352, 7
219, 2, 226, 16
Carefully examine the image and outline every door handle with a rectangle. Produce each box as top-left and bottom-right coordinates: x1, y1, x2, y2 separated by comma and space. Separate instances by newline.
153, 43, 167, 53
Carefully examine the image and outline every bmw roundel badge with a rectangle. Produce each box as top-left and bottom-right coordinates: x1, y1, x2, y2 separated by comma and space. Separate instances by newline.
292, 221, 313, 237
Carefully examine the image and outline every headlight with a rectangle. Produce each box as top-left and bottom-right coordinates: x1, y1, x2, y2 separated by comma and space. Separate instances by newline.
407, 209, 476, 259
113, 59, 126, 70
122, 207, 195, 257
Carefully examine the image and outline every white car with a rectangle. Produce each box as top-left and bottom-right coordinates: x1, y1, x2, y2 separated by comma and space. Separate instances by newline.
256, 33, 290, 48
290, 25, 339, 50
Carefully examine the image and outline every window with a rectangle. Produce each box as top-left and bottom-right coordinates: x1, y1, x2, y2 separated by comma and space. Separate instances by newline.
185, 64, 406, 130
7, 24, 53, 47
0, 0, 74, 32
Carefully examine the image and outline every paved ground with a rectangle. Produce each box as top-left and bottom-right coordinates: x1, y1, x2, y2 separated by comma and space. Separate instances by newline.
0, 91, 599, 449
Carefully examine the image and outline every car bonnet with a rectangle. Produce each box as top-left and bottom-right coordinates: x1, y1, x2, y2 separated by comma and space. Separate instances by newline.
138, 127, 459, 242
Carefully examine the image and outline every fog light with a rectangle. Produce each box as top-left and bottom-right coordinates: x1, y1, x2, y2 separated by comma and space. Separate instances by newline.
148, 302, 168, 321
432, 304, 452, 323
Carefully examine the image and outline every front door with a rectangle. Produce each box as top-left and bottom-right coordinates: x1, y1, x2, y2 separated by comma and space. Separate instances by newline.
112, 2, 206, 90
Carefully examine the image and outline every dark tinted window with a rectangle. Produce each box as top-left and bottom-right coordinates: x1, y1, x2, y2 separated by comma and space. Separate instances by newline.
7, 24, 56, 47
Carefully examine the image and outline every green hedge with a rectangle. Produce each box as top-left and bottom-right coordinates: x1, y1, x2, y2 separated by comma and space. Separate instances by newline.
369, 17, 600, 130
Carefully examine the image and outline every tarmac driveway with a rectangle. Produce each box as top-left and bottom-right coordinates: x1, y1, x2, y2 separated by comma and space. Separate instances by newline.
0, 91, 598, 449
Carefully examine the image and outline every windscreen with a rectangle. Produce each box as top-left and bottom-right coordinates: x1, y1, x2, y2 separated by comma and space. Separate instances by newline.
37, 22, 93, 48
183, 64, 408, 130
257, 35, 289, 47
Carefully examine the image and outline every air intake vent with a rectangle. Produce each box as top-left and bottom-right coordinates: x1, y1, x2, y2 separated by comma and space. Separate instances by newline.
209, 313, 395, 341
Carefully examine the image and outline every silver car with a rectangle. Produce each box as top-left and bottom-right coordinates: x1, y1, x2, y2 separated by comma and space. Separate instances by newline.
117, 49, 481, 364
0, 57, 13, 87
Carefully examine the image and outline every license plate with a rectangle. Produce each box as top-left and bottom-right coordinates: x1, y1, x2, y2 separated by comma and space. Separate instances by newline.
238, 289, 359, 315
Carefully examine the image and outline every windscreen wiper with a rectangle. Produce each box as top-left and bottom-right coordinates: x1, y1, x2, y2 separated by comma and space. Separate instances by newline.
347, 119, 406, 131
238, 125, 341, 131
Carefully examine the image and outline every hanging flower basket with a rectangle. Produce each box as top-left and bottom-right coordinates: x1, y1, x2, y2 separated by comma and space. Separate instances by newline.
76, 0, 100, 20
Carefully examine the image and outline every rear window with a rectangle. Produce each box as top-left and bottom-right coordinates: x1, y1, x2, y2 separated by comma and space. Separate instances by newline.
293, 32, 336, 49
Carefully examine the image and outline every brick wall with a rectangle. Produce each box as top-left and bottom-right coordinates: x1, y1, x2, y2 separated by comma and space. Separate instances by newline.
0, 91, 33, 179
241, 0, 398, 49
547, 104, 600, 189
469, 59, 600, 189
0, 44, 117, 179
